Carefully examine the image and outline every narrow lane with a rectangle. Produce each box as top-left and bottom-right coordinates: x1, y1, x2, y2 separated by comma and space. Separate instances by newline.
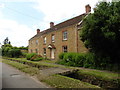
1, 62, 49, 88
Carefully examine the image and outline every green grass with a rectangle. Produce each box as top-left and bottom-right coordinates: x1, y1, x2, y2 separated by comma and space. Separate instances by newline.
2, 57, 69, 69
2, 58, 101, 88
42, 74, 101, 88
2, 57, 120, 88
78, 69, 119, 81
2, 59, 40, 75
3, 57, 119, 81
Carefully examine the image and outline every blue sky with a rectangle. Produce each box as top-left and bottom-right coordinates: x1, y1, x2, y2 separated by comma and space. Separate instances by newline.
0, 0, 112, 47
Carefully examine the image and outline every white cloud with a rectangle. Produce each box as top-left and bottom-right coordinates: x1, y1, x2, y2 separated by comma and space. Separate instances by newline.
0, 19, 36, 47
0, 3, 5, 8
33, 0, 99, 30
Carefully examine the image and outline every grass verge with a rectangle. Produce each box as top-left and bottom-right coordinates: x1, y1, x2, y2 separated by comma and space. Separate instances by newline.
2, 59, 40, 75
38, 74, 100, 88
2, 58, 101, 88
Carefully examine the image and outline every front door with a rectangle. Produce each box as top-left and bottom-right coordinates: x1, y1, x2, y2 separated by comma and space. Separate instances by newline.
51, 49, 55, 59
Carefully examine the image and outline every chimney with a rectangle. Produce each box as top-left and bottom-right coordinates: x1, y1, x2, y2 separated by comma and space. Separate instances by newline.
37, 29, 40, 34
50, 22, 54, 28
85, 4, 91, 14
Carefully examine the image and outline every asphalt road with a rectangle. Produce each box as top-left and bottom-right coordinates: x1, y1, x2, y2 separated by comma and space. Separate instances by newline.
1, 61, 49, 88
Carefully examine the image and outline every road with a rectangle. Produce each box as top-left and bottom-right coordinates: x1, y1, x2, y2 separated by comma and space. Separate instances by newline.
1, 61, 49, 88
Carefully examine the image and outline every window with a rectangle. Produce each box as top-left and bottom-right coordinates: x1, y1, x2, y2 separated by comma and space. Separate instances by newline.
51, 34, 55, 42
62, 46, 67, 52
36, 40, 38, 45
43, 48, 46, 55
35, 49, 38, 53
43, 37, 46, 44
63, 31, 67, 40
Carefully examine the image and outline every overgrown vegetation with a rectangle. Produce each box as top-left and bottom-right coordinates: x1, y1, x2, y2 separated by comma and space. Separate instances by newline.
80, 2, 120, 68
2, 58, 119, 88
58, 52, 119, 72
26, 53, 44, 61
2, 44, 22, 58
1, 37, 43, 61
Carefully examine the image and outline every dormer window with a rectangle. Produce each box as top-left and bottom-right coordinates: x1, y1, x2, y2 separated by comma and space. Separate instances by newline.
43, 37, 46, 44
63, 31, 67, 40
51, 34, 55, 42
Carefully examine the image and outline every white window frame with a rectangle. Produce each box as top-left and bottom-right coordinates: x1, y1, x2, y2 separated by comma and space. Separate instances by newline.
44, 37, 46, 44
52, 34, 55, 42
63, 31, 67, 40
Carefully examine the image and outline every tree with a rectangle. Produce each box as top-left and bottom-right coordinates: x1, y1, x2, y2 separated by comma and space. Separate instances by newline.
80, 1, 120, 64
3, 37, 11, 45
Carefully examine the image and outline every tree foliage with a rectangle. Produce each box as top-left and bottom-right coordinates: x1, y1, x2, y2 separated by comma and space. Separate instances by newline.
2, 38, 22, 58
80, 2, 120, 64
3, 37, 11, 45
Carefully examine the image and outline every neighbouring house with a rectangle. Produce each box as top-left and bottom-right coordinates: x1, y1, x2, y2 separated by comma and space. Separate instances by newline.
28, 4, 91, 59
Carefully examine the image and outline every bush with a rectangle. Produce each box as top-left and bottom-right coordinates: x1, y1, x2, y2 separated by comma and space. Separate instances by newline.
22, 53, 28, 58
26, 53, 37, 60
8, 49, 22, 58
75, 53, 86, 67
83, 53, 95, 68
58, 52, 86, 67
59, 53, 66, 59
30, 55, 43, 61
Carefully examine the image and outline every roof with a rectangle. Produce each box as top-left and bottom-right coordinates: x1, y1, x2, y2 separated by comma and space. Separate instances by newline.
29, 13, 87, 41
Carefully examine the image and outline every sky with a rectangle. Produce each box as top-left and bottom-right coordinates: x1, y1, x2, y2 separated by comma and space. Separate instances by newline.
0, 0, 112, 47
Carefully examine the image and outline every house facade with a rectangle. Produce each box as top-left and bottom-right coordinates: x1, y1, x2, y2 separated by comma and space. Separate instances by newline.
28, 5, 91, 59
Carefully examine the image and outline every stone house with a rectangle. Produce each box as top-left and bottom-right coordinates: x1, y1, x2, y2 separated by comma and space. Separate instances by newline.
28, 5, 91, 59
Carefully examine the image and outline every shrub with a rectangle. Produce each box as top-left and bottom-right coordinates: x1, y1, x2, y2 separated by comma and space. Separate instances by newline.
58, 52, 86, 67
75, 53, 86, 67
32, 57, 43, 61
26, 53, 37, 60
8, 49, 22, 58
22, 53, 28, 58
30, 55, 43, 61
83, 53, 95, 68
59, 53, 66, 59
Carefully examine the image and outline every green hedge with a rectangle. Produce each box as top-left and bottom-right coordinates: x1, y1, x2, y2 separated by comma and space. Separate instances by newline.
58, 52, 97, 68
8, 49, 22, 58
58, 52, 91, 67
58, 52, 119, 72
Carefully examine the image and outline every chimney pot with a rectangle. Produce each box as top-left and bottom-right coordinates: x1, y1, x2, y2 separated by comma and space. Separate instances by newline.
37, 29, 40, 34
85, 4, 91, 14
50, 22, 54, 28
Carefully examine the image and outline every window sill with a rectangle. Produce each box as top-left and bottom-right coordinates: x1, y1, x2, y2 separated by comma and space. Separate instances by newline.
52, 41, 55, 43
62, 39, 67, 41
